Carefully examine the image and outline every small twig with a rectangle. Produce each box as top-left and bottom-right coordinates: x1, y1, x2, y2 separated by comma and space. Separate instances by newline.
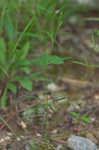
0, 115, 17, 138
0, 110, 16, 131
49, 137, 66, 144
62, 77, 92, 88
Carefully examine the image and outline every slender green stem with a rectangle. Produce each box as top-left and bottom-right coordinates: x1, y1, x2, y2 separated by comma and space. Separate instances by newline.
43, 66, 49, 139
42, 50, 49, 141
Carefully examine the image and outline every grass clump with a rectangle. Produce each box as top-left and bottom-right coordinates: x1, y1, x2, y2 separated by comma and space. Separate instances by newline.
0, 0, 75, 107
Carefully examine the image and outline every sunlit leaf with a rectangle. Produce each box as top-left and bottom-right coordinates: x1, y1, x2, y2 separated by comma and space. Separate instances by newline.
18, 78, 32, 91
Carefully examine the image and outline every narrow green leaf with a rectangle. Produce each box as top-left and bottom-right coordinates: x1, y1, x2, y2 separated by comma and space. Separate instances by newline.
31, 58, 42, 65
4, 15, 14, 42
72, 61, 99, 68
30, 72, 42, 78
20, 42, 30, 59
11, 76, 21, 82
11, 72, 42, 82
16, 32, 41, 38
0, 88, 7, 109
72, 119, 78, 124
31, 103, 45, 110
7, 82, 17, 94
81, 116, 91, 124
85, 17, 99, 21
0, 64, 8, 77
69, 111, 80, 119
24, 94, 37, 99
22, 67, 30, 74
72, 61, 85, 66
0, 7, 5, 34
48, 105, 55, 112
81, 113, 91, 124
62, 57, 72, 61
0, 38, 6, 66
51, 97, 65, 103
31, 54, 66, 66
48, 55, 64, 64
14, 59, 31, 67
8, 42, 15, 60
19, 78, 32, 91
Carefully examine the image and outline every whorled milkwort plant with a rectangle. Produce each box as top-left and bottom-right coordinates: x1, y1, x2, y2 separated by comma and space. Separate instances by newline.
0, 37, 42, 109
0, 37, 71, 109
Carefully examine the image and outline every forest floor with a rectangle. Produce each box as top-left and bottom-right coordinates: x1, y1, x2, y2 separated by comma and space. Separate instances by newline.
0, 11, 99, 150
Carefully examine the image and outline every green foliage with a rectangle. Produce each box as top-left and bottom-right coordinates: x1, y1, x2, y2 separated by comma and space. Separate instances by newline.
0, 36, 43, 108
73, 60, 99, 68
23, 95, 65, 123
0, 88, 7, 109
29, 140, 53, 150
4, 15, 14, 42
0, 0, 79, 48
7, 82, 17, 94
0, 38, 6, 67
32, 54, 71, 66
69, 111, 91, 124
0, 24, 70, 108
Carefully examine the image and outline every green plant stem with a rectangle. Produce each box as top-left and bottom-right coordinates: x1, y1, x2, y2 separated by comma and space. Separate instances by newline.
42, 51, 49, 141
44, 65, 49, 140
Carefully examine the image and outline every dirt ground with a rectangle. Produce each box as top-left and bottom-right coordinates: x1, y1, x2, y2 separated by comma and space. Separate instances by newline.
0, 11, 99, 150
